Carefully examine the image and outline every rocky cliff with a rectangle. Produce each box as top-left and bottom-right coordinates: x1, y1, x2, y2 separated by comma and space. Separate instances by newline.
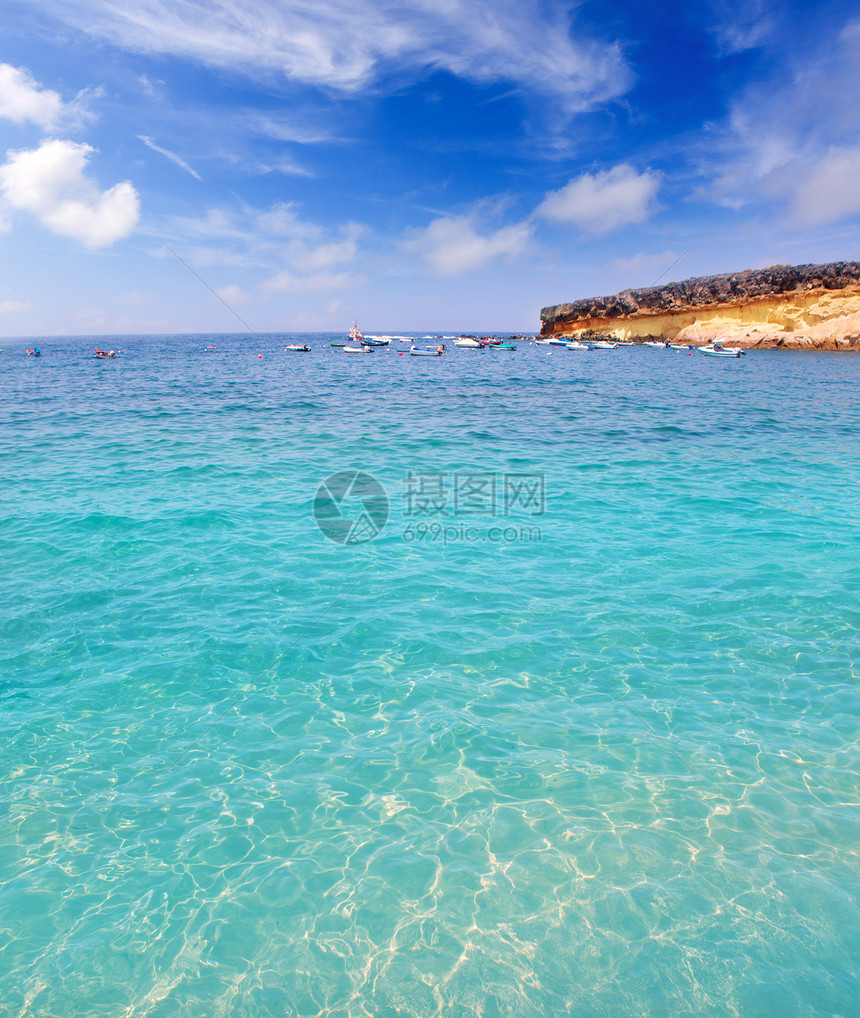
540, 262, 860, 349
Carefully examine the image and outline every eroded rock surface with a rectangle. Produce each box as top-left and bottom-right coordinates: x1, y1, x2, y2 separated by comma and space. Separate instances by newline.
540, 262, 860, 349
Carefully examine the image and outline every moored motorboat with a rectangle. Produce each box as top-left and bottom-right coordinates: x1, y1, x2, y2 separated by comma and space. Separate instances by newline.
94, 348, 117, 358
589, 341, 618, 349
566, 340, 589, 350
410, 346, 444, 357
548, 337, 570, 346
285, 344, 310, 352
700, 343, 743, 357
643, 340, 669, 347
454, 337, 482, 348
343, 344, 372, 353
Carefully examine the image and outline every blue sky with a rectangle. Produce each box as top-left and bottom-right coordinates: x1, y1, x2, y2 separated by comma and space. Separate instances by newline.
1, 0, 858, 336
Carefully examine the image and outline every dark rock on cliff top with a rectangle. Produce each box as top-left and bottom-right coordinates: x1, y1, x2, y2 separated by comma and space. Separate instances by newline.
540, 261, 860, 326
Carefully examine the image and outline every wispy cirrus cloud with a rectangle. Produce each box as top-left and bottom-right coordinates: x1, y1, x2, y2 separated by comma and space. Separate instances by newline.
138, 134, 201, 180
706, 0, 773, 54
252, 156, 313, 178
152, 199, 367, 295
24, 0, 631, 109
705, 18, 860, 227
259, 269, 363, 294
0, 299, 31, 314
791, 146, 860, 226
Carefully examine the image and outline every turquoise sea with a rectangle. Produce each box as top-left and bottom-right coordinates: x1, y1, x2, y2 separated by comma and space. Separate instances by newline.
1, 333, 859, 1017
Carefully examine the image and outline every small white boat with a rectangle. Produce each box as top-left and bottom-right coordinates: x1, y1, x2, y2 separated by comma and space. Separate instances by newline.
343, 345, 372, 354
410, 347, 444, 357
363, 335, 391, 345
589, 341, 618, 349
643, 340, 669, 347
454, 337, 482, 348
548, 337, 570, 346
285, 344, 310, 352
566, 340, 589, 350
700, 344, 743, 358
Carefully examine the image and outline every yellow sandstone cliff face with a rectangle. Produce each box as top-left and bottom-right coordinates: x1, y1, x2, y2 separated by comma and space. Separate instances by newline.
540, 263, 860, 349
571, 288, 860, 349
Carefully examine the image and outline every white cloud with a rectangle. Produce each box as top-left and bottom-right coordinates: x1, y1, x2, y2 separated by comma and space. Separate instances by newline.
0, 139, 140, 247
0, 300, 31, 314
255, 203, 364, 271
153, 200, 367, 291
792, 147, 860, 226
707, 0, 773, 54
255, 201, 320, 240
216, 283, 251, 304
404, 214, 531, 275
706, 18, 860, 225
253, 157, 312, 178
297, 237, 360, 272
0, 64, 65, 129
288, 230, 363, 272
138, 135, 201, 179
26, 0, 631, 108
0, 63, 96, 130
250, 115, 337, 146
136, 73, 165, 98
259, 269, 362, 293
537, 164, 660, 233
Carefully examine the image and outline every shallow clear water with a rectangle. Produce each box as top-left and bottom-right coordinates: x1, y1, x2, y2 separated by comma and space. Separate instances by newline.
1, 334, 859, 1016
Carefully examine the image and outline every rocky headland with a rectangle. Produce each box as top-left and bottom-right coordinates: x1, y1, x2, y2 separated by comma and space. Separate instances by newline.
540, 261, 860, 349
